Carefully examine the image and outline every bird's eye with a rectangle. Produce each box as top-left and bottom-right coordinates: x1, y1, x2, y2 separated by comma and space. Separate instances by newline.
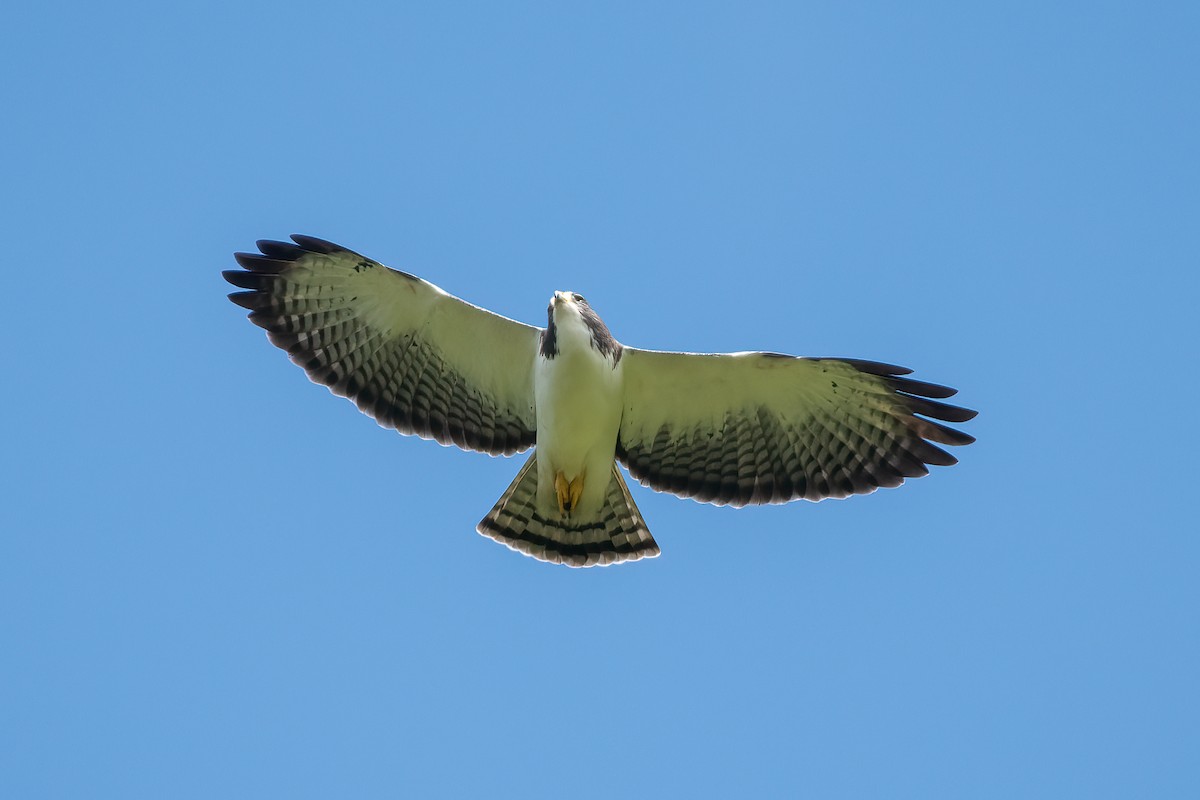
572, 293, 585, 303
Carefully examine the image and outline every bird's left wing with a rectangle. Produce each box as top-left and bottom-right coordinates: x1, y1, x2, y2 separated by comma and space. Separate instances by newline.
617, 349, 976, 506
224, 235, 539, 455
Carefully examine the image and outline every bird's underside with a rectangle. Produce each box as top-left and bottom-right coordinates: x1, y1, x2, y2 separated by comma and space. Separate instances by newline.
224, 234, 977, 567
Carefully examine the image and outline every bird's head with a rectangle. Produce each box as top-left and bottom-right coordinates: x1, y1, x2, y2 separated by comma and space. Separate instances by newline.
550, 290, 586, 309
546, 290, 590, 327
541, 291, 622, 362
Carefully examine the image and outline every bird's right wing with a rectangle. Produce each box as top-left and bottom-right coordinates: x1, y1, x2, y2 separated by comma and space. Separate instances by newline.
224, 235, 539, 455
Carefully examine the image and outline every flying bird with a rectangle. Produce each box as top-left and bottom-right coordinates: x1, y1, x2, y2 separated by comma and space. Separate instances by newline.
224, 235, 976, 567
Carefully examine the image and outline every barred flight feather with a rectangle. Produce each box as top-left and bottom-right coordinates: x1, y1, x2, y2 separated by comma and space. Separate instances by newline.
616, 351, 976, 508
223, 234, 539, 456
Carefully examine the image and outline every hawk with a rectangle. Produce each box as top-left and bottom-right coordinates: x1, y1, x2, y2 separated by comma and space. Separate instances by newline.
224, 235, 976, 567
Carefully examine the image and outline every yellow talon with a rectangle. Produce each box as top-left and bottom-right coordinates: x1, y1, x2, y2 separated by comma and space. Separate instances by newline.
555, 472, 570, 516
554, 471, 586, 518
569, 474, 585, 513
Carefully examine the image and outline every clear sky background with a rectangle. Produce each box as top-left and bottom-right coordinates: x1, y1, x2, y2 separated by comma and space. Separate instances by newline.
2, 2, 1196, 797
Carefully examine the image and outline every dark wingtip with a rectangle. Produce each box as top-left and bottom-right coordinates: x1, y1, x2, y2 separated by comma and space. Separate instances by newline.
290, 234, 343, 254
255, 239, 307, 260
886, 376, 959, 399
921, 444, 959, 467
950, 429, 977, 446
955, 406, 978, 422
902, 394, 978, 424
829, 358, 915, 376
228, 235, 347, 292
227, 290, 259, 309
234, 252, 288, 272
222, 269, 265, 289
915, 418, 976, 446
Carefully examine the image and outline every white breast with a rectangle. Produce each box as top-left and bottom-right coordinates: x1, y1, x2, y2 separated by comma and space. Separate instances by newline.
533, 309, 624, 519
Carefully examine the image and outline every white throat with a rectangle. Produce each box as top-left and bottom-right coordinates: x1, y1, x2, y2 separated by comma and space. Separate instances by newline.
552, 305, 593, 354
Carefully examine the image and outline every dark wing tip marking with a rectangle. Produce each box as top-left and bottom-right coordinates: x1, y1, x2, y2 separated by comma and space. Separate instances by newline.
233, 253, 289, 273
900, 393, 978, 424
915, 418, 977, 446
234, 234, 354, 265
812, 355, 977, 427
883, 375, 958, 399
254, 239, 307, 260
225, 236, 356, 294
290, 233, 345, 254
222, 269, 265, 289
227, 290, 260, 310
832, 358, 914, 376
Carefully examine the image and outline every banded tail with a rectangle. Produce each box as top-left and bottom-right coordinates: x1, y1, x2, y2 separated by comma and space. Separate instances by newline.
477, 453, 660, 567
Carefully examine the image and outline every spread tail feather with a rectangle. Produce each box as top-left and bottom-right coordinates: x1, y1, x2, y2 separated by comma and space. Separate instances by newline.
477, 452, 660, 567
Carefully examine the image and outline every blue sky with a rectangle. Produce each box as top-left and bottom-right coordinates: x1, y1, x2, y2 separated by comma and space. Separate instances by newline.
2, 1, 1196, 797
